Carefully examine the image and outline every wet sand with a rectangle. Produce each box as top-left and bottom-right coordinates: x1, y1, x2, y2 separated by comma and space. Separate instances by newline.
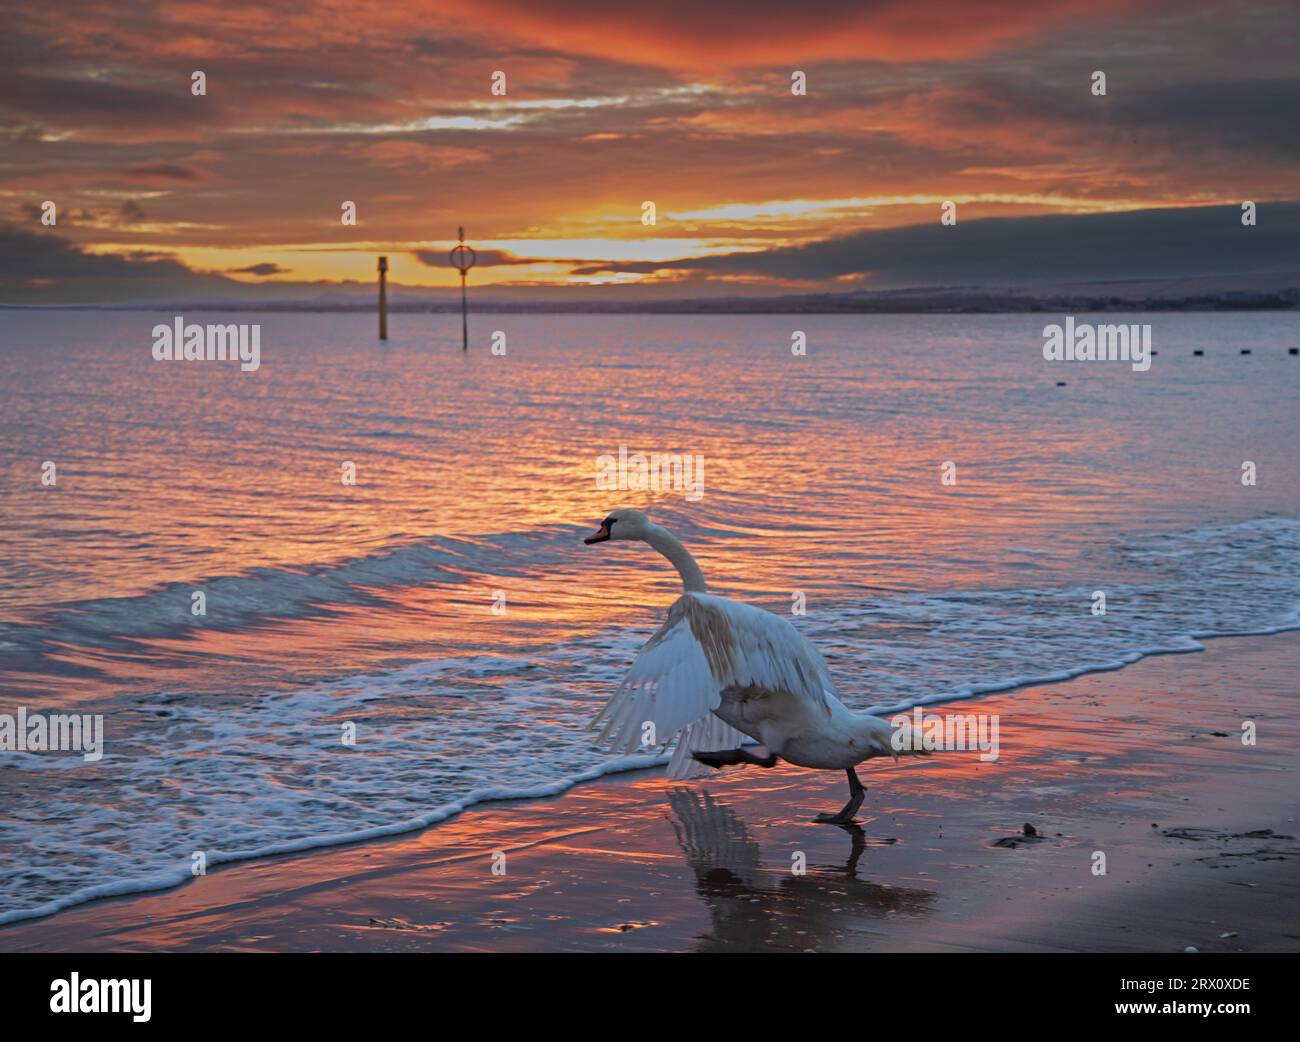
2, 633, 1297, 952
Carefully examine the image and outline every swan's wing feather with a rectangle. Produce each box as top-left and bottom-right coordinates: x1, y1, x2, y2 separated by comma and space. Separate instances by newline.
592, 598, 717, 750
718, 596, 838, 709
666, 713, 752, 779
593, 593, 833, 767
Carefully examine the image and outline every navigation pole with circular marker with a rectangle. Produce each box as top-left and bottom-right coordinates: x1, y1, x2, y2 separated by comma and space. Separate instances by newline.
449, 227, 476, 351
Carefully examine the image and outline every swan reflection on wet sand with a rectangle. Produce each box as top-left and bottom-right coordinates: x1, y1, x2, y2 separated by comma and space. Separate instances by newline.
666, 789, 934, 952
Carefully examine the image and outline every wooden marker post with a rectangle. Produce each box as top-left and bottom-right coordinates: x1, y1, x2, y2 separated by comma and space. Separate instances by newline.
377, 256, 388, 340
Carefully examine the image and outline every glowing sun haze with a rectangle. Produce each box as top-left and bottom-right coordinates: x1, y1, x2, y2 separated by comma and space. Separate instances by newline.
2, 0, 1297, 301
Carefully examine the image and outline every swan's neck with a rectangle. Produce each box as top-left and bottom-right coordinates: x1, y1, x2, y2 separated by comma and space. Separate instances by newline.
644, 524, 708, 593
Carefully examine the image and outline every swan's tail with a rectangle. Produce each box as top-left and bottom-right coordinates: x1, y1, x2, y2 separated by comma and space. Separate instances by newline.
857, 711, 932, 760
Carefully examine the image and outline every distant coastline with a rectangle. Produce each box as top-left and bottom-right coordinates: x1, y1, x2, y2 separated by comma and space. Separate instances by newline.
4, 285, 1297, 315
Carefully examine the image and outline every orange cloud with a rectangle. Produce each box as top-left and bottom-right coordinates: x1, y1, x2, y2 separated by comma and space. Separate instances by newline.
432, 0, 1173, 70
354, 141, 491, 170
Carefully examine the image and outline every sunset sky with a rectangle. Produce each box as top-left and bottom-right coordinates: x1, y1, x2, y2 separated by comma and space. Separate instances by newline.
2, 0, 1298, 302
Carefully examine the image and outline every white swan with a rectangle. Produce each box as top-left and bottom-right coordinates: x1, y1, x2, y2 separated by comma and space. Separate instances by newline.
584, 508, 904, 824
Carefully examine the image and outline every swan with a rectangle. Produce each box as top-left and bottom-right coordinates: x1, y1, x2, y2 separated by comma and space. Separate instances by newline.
584, 508, 906, 824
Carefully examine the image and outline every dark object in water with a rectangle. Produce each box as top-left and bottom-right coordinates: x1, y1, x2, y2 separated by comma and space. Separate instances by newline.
1055, 381, 1067, 386
1290, 348, 1298, 355
1241, 349, 1252, 354
991, 824, 1046, 848
1193, 349, 1204, 356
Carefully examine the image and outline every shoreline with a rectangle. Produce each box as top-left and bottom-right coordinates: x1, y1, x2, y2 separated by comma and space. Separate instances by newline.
1, 621, 1296, 931
2, 630, 1298, 952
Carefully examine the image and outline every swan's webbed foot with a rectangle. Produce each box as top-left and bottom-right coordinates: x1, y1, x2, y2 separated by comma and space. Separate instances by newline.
691, 745, 778, 770
814, 810, 859, 825
812, 767, 865, 825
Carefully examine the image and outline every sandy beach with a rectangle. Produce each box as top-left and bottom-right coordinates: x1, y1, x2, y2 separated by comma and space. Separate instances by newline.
2, 631, 1296, 953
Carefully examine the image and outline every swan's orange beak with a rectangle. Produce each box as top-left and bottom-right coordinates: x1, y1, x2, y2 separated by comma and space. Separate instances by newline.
584, 523, 611, 545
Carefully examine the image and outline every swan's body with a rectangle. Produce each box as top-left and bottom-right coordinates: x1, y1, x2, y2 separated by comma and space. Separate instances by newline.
584, 509, 902, 823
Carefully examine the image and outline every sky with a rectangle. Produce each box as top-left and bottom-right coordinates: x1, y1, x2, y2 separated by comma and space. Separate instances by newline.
1, 0, 1297, 303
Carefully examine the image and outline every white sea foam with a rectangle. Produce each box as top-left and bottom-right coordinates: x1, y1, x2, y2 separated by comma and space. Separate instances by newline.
1, 517, 1297, 926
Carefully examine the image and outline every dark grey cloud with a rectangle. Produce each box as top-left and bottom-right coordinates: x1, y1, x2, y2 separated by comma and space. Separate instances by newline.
228, 262, 286, 276
0, 224, 188, 280
412, 248, 576, 268
1113, 79, 1300, 158
124, 163, 202, 181
0, 223, 236, 302
573, 203, 1300, 286
0, 70, 206, 129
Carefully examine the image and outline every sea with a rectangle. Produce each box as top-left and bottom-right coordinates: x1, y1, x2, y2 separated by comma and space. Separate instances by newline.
1, 308, 1297, 924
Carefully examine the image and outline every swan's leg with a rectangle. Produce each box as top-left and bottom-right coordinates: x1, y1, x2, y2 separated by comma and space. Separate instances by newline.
691, 745, 778, 770
814, 767, 865, 824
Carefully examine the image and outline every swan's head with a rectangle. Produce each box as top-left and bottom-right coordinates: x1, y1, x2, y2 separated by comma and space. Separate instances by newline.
584, 508, 651, 545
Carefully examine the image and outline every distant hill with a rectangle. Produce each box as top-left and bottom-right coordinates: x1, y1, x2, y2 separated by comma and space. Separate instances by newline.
6, 271, 1296, 314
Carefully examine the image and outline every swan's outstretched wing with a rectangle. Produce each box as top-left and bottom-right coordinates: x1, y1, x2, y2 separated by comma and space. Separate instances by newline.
592, 592, 834, 777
